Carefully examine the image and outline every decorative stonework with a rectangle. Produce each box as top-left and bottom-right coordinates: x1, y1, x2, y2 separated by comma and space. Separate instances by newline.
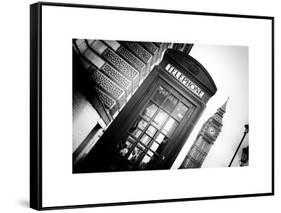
180, 98, 229, 168
74, 39, 172, 129
140, 42, 158, 54
121, 41, 152, 63
102, 49, 139, 82
101, 63, 132, 95
95, 86, 118, 117
117, 46, 146, 73
91, 69, 126, 107
95, 86, 116, 109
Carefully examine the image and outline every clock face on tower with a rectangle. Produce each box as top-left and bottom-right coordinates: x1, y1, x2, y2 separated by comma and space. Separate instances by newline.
207, 126, 217, 137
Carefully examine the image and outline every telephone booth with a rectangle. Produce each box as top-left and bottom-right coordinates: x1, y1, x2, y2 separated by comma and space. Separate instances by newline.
78, 49, 217, 173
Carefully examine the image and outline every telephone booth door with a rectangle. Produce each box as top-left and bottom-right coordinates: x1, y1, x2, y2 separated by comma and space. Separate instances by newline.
117, 78, 196, 170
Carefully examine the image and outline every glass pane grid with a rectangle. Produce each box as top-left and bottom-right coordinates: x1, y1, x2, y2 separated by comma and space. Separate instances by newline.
172, 101, 189, 121
121, 84, 192, 169
151, 109, 169, 129
162, 94, 178, 113
150, 98, 186, 122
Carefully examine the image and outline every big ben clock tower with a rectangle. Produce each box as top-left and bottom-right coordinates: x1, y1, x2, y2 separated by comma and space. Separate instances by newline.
180, 98, 229, 168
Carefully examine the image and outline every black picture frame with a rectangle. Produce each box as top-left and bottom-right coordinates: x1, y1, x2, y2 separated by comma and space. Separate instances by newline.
30, 1, 274, 210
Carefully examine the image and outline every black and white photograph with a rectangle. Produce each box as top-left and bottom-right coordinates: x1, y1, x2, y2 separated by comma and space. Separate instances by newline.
0, 0, 278, 212
28, 2, 273, 210
72, 39, 249, 173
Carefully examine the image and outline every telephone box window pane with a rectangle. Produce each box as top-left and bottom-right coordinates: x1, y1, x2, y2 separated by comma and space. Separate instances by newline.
146, 125, 157, 137
140, 134, 152, 146
137, 143, 145, 150
155, 133, 166, 144
142, 102, 158, 120
172, 102, 189, 121
128, 147, 143, 163
147, 150, 154, 157
131, 128, 142, 139
150, 142, 159, 152
152, 110, 168, 128
139, 155, 151, 169
163, 95, 178, 113
152, 86, 168, 105
138, 119, 148, 130
128, 136, 136, 143
162, 118, 178, 137
119, 141, 133, 157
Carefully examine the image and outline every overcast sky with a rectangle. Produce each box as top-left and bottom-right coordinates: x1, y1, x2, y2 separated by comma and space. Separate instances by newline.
172, 44, 249, 168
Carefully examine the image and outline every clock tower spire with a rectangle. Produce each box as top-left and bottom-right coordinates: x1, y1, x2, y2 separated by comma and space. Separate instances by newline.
180, 98, 229, 168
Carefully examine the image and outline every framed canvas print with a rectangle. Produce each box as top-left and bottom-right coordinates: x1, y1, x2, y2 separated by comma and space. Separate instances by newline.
30, 1, 274, 210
